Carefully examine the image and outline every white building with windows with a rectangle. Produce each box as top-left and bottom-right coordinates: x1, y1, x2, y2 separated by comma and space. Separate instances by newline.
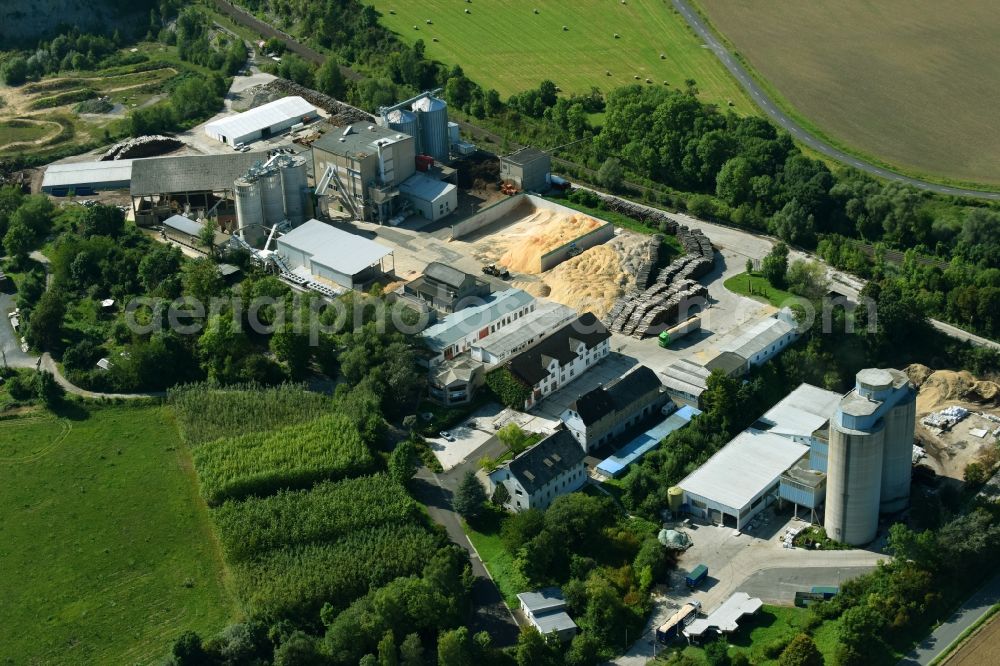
719, 308, 800, 368
470, 301, 577, 366
488, 430, 587, 512
419, 289, 535, 364
503, 313, 611, 410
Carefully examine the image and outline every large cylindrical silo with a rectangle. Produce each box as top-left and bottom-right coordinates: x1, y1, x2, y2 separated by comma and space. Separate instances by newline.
235, 177, 265, 246
880, 389, 916, 513
825, 423, 885, 546
279, 156, 308, 227
386, 108, 420, 147
412, 94, 449, 162
260, 169, 285, 227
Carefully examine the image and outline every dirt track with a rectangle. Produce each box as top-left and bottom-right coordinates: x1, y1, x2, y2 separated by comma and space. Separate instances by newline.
944, 611, 1000, 666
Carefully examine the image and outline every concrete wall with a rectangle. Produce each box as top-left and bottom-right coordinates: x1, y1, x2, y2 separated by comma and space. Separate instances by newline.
539, 221, 614, 271
449, 193, 527, 240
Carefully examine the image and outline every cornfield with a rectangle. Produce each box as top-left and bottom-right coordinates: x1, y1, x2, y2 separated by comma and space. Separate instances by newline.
212, 475, 421, 561
192, 413, 376, 505
169, 383, 332, 446
232, 525, 442, 622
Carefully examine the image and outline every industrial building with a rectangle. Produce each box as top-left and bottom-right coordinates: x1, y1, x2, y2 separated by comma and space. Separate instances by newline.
275, 219, 394, 289
130, 152, 269, 227
685, 593, 763, 641
469, 301, 577, 366
404, 261, 490, 313
204, 96, 318, 146
500, 147, 552, 192
233, 153, 310, 245
596, 405, 702, 479
677, 430, 810, 529
561, 365, 667, 452
753, 383, 843, 472
719, 308, 800, 368
488, 430, 587, 512
379, 91, 451, 162
504, 313, 612, 410
418, 288, 536, 364
161, 214, 206, 248
516, 589, 578, 642
661, 358, 711, 408
41, 160, 134, 195
825, 368, 916, 545
398, 172, 457, 221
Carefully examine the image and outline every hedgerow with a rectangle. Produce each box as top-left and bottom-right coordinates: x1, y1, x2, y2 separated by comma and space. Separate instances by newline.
212, 475, 420, 561
170, 383, 331, 445
232, 525, 443, 622
192, 413, 375, 505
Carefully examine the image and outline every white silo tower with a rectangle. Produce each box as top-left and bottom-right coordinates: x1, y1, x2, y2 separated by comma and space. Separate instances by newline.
826, 414, 885, 546
385, 108, 420, 150
235, 177, 265, 246
259, 168, 285, 228
279, 155, 308, 227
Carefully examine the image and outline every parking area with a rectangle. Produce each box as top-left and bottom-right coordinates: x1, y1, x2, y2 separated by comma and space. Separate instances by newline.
428, 402, 562, 470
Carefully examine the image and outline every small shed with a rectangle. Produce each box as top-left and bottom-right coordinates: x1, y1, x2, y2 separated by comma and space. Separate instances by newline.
517, 588, 578, 642
500, 147, 551, 192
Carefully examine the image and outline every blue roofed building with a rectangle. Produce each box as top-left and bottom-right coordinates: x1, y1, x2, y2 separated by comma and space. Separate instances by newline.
596, 405, 702, 478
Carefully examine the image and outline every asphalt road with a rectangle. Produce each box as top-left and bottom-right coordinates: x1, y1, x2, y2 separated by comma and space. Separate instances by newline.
898, 573, 1000, 665
670, 0, 1000, 201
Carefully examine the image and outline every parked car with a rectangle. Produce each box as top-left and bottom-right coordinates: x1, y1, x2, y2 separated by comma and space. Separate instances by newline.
439, 431, 456, 442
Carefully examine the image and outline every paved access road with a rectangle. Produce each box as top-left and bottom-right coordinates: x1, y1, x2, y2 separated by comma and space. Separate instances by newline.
898, 573, 1000, 665
670, 0, 1000, 201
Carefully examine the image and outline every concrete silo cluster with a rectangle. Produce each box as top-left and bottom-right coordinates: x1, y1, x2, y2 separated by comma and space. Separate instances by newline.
234, 154, 310, 246
825, 368, 917, 545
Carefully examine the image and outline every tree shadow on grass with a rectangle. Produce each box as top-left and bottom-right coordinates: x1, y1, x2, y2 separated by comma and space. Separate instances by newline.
50, 399, 90, 421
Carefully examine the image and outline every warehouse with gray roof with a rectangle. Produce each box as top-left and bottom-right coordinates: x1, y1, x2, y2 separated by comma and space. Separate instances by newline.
42, 160, 135, 195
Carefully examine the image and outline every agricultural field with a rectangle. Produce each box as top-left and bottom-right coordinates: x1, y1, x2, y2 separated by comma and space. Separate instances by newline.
695, 0, 1000, 188
369, 0, 756, 112
0, 406, 237, 664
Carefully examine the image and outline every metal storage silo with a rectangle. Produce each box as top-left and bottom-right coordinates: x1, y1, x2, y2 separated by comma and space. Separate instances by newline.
235, 177, 265, 246
412, 94, 449, 162
259, 168, 285, 227
668, 486, 683, 512
279, 156, 308, 227
386, 108, 420, 146
880, 383, 916, 513
826, 420, 884, 546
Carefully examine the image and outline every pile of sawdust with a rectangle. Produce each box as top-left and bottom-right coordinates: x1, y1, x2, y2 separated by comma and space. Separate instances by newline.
513, 235, 647, 319
493, 209, 602, 274
907, 363, 1000, 413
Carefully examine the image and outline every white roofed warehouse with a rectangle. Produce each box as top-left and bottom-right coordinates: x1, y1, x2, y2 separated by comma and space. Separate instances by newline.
276, 219, 394, 289
204, 96, 318, 146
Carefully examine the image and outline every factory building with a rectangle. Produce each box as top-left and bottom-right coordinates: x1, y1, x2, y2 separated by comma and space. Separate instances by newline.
405, 262, 491, 313
311, 119, 458, 224
500, 147, 552, 193
825, 368, 916, 546
719, 308, 800, 368
204, 96, 318, 146
41, 160, 134, 195
380, 91, 451, 162
130, 152, 268, 227
470, 301, 578, 367
275, 219, 394, 289
233, 153, 310, 245
419, 288, 536, 364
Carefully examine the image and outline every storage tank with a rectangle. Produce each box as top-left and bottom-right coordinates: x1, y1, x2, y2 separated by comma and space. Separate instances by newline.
448, 121, 460, 143
825, 421, 885, 546
234, 177, 265, 246
259, 169, 285, 227
386, 108, 420, 146
279, 156, 308, 227
412, 94, 449, 162
880, 385, 916, 513
668, 486, 683, 512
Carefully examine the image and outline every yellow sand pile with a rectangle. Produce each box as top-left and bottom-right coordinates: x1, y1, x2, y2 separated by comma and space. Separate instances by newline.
496, 209, 602, 274
513, 236, 646, 319
906, 364, 1000, 413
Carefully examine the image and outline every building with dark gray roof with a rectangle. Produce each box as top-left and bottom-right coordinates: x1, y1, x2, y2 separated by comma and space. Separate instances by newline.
503, 312, 611, 409
130, 152, 269, 227
516, 588, 578, 642
404, 261, 490, 313
500, 147, 551, 192
488, 430, 587, 512
561, 365, 667, 452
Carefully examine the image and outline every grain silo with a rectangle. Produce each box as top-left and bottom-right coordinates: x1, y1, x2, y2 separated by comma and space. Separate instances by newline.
234, 177, 265, 246
259, 168, 285, 227
412, 94, 449, 162
278, 155, 308, 227
385, 108, 420, 150
824, 368, 916, 546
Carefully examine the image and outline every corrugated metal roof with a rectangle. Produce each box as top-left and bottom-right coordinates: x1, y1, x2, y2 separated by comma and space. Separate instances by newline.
162, 214, 204, 236
596, 405, 701, 477
419, 289, 535, 350
686, 593, 763, 637
204, 96, 317, 140
399, 172, 456, 203
754, 383, 842, 438
277, 219, 392, 277
473, 301, 576, 357
677, 430, 808, 512
721, 310, 798, 359
42, 160, 134, 189
130, 152, 268, 195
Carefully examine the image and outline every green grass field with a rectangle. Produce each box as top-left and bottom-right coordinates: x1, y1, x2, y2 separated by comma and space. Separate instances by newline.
0, 118, 53, 147
695, 0, 1000, 189
462, 507, 529, 607
370, 0, 756, 112
724, 272, 796, 309
0, 406, 237, 664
